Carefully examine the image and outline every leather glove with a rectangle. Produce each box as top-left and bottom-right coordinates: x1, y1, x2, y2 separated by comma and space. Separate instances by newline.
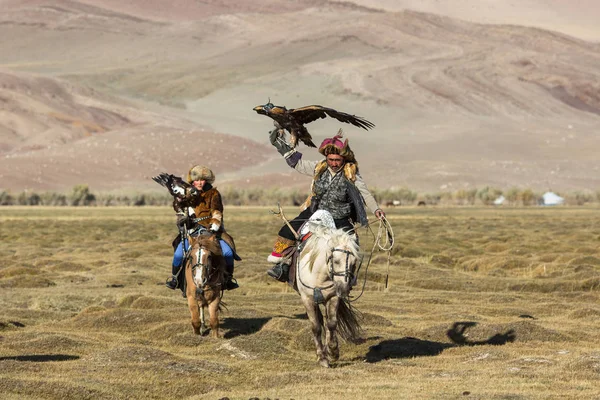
269, 128, 292, 156
176, 214, 189, 228
375, 209, 386, 220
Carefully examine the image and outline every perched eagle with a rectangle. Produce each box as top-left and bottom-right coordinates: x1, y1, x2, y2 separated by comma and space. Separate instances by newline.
152, 173, 198, 204
253, 102, 375, 148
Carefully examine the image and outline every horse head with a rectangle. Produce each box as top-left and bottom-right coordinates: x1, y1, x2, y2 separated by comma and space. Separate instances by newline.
326, 228, 360, 296
190, 233, 224, 289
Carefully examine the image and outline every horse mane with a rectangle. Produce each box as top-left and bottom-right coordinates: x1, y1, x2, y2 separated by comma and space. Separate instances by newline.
327, 227, 360, 258
195, 235, 222, 256
302, 224, 359, 271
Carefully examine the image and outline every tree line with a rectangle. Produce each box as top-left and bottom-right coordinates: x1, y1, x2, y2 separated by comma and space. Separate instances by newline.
1, 184, 599, 207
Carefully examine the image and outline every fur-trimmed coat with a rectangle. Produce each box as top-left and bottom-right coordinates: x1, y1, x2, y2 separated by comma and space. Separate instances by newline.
173, 185, 224, 233
172, 185, 239, 258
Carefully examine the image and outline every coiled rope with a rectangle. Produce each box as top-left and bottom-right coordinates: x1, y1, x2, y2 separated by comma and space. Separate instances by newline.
350, 214, 395, 301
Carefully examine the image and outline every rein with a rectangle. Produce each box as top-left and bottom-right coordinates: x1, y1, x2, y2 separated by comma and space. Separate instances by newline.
374, 215, 395, 288
348, 215, 394, 301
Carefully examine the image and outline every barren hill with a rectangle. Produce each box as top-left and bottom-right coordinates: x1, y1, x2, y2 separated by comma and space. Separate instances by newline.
1, 0, 599, 193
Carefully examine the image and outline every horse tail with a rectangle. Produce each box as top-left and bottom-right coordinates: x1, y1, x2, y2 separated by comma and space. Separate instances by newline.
336, 298, 363, 342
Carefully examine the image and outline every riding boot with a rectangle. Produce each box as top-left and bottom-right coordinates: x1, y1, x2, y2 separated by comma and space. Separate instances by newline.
267, 236, 295, 263
224, 263, 239, 290
166, 264, 181, 290
267, 262, 290, 282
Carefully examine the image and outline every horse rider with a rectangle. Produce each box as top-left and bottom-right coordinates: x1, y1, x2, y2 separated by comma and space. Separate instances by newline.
266, 123, 385, 281
166, 165, 240, 291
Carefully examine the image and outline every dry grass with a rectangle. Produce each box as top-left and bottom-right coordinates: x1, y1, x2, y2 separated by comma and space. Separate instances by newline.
1, 206, 600, 399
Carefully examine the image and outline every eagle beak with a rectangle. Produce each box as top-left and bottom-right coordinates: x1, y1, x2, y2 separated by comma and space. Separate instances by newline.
253, 105, 266, 114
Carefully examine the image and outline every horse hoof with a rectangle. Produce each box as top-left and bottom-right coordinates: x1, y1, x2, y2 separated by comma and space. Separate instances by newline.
319, 359, 330, 368
200, 324, 208, 336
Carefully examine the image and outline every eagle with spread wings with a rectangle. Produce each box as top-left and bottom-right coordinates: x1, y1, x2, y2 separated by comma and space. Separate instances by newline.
253, 102, 375, 148
152, 173, 197, 205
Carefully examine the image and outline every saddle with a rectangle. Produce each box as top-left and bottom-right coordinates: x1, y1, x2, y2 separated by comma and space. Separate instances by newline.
283, 232, 313, 292
283, 210, 338, 291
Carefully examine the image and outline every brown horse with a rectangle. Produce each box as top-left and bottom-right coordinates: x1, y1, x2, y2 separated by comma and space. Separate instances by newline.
184, 232, 225, 337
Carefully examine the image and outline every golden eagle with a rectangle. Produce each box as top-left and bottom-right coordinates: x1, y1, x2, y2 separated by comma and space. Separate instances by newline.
152, 173, 197, 204
253, 102, 375, 148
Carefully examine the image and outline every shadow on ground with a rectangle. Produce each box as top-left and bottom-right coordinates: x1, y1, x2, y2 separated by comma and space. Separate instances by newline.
366, 321, 517, 363
221, 317, 272, 338
0, 354, 80, 362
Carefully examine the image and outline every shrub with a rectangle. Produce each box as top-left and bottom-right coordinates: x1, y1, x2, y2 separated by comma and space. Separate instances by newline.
505, 187, 520, 205
520, 189, 537, 206
69, 184, 96, 206
454, 189, 477, 205
0, 191, 14, 205
477, 186, 502, 205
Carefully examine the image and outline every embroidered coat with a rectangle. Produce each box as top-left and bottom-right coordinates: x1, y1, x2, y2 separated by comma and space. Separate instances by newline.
285, 155, 380, 226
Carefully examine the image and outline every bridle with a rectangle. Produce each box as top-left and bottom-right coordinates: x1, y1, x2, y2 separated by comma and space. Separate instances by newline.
189, 243, 221, 293
298, 245, 356, 295
326, 247, 355, 284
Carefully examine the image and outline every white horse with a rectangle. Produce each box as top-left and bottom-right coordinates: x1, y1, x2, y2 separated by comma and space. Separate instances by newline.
296, 219, 362, 367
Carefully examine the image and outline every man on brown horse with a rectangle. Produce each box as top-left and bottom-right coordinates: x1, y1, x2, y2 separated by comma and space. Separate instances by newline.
266, 124, 385, 281
167, 165, 240, 291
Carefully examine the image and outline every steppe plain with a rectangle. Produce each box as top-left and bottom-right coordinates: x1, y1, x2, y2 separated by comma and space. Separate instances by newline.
1, 206, 600, 399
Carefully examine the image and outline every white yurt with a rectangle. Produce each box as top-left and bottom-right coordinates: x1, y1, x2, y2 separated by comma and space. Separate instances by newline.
542, 192, 564, 206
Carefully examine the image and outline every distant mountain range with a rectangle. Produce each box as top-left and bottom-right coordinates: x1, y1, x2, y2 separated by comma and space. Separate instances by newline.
1, 0, 599, 193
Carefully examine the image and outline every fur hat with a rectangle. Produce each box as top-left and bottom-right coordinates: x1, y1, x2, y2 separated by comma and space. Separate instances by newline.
187, 165, 215, 184
318, 129, 356, 163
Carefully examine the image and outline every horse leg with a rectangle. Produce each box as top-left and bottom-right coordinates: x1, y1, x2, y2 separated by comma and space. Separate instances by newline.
187, 294, 201, 335
324, 297, 340, 363
302, 296, 328, 368
207, 296, 220, 338
199, 306, 209, 336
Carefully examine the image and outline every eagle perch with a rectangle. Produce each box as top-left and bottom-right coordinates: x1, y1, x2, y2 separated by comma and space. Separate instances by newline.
253, 102, 375, 148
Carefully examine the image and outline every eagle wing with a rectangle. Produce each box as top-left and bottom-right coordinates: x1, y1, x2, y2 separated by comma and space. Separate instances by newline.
152, 173, 196, 199
289, 105, 375, 130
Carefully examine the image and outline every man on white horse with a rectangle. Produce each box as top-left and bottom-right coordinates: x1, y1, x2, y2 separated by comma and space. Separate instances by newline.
267, 123, 385, 282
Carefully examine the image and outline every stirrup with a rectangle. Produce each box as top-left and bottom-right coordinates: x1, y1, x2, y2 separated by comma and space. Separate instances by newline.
267, 263, 289, 282
165, 275, 178, 290
225, 277, 239, 290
